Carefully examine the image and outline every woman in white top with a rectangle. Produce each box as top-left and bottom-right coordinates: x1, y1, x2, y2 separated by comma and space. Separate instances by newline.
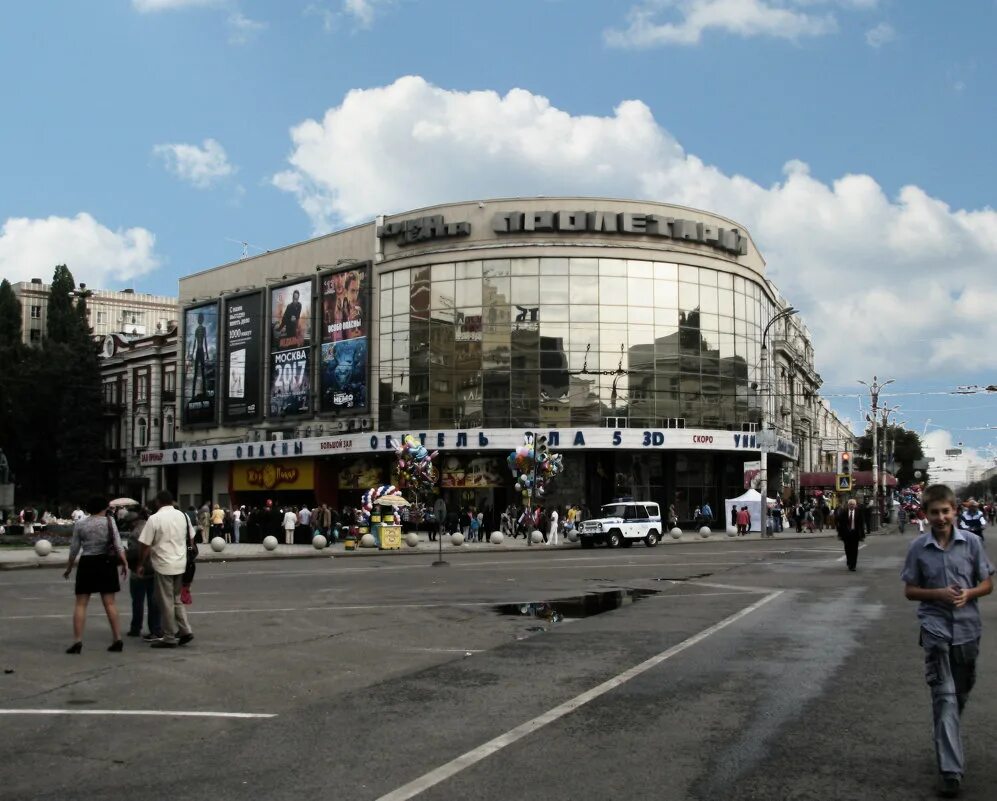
282, 507, 297, 545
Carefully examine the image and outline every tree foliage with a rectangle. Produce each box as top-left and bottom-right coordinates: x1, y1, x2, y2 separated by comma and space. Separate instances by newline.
0, 279, 21, 347
0, 265, 103, 511
854, 424, 927, 486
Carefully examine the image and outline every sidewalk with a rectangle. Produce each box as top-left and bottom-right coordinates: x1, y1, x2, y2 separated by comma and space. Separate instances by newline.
0, 526, 855, 570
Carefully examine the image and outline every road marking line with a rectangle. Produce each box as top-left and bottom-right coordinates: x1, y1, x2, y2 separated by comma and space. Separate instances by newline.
374, 590, 784, 801
0, 709, 275, 719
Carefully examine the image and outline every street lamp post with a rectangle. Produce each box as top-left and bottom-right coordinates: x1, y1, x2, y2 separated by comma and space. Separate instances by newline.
759, 306, 797, 534
858, 375, 894, 531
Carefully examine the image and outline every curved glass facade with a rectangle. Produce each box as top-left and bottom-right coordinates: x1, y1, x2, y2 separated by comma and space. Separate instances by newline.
377, 257, 775, 432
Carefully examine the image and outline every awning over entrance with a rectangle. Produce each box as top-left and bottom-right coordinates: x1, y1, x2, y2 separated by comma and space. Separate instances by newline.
800, 470, 897, 489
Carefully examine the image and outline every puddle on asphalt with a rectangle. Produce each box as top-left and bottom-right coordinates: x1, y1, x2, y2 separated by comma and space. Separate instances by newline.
495, 588, 659, 626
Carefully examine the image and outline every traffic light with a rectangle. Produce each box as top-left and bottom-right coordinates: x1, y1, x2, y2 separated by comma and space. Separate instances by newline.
841, 452, 852, 475
536, 435, 549, 461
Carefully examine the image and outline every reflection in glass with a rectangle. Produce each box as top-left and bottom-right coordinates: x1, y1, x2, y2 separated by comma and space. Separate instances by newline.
540, 275, 570, 303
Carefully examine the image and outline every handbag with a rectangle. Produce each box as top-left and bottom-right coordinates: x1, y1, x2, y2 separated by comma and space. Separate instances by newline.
181, 509, 198, 585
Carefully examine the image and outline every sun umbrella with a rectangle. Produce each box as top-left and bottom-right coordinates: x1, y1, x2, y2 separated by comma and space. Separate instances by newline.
108, 497, 140, 507
374, 495, 411, 507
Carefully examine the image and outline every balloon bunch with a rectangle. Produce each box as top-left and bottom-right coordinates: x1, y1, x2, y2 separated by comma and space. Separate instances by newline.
507, 434, 564, 504
359, 485, 402, 525
393, 434, 439, 492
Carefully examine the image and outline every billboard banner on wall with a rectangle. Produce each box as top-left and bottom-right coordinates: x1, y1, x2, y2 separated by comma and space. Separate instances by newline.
320, 262, 370, 412
224, 290, 263, 422
182, 301, 219, 425
270, 279, 313, 352
269, 347, 311, 417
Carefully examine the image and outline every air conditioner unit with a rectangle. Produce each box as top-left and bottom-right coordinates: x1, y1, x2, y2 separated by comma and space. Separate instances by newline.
269, 432, 284, 441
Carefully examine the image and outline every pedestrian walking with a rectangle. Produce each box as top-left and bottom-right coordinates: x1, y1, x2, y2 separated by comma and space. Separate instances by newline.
231, 505, 243, 543
897, 504, 908, 534
137, 490, 195, 649
835, 498, 867, 571
283, 506, 297, 545
125, 508, 161, 641
957, 499, 986, 542
901, 484, 994, 798
62, 496, 128, 654
736, 506, 750, 536
469, 511, 481, 543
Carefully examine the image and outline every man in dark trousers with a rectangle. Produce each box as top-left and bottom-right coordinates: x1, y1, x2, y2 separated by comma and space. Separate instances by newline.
836, 497, 867, 571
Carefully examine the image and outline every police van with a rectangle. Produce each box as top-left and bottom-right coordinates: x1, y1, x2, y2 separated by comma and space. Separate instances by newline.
578, 501, 662, 548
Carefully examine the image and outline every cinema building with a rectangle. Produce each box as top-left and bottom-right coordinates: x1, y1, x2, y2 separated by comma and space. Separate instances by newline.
139, 197, 851, 525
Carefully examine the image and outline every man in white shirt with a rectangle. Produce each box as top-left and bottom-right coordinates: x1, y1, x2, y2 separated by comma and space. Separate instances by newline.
137, 490, 194, 648
548, 508, 560, 546
232, 506, 242, 544
283, 507, 298, 545
71, 506, 85, 522
298, 505, 312, 533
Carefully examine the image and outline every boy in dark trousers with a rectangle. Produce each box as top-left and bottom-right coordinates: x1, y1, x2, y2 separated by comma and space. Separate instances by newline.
901, 484, 993, 798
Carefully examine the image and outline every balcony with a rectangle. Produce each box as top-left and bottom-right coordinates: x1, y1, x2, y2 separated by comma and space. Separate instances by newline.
102, 398, 125, 415
100, 448, 126, 463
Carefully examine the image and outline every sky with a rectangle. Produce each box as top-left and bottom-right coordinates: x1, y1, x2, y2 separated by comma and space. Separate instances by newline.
2, 0, 996, 482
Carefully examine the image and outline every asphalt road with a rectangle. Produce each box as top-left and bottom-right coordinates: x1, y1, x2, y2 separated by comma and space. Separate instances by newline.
1, 535, 995, 801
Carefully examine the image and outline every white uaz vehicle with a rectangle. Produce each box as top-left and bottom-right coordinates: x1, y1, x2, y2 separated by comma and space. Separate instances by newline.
578, 501, 662, 548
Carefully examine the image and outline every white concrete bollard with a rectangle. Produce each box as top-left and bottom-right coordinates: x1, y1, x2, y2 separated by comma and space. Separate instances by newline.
262, 535, 278, 551
489, 531, 504, 545
360, 533, 376, 548
450, 532, 464, 546
726, 526, 737, 538
699, 526, 712, 538
33, 539, 52, 557
210, 537, 226, 552
312, 534, 328, 549
670, 527, 682, 539
530, 530, 543, 544
567, 530, 579, 542
405, 532, 420, 547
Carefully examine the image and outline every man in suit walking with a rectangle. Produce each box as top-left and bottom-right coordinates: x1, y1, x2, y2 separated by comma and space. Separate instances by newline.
836, 497, 867, 571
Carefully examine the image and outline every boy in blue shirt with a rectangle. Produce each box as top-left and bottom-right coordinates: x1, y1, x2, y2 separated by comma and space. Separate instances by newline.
901, 484, 993, 798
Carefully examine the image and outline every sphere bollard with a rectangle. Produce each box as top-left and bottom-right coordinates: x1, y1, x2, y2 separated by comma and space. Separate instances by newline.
726, 526, 737, 538
360, 533, 376, 548
312, 534, 328, 550
567, 530, 579, 542
530, 530, 543, 544
489, 531, 504, 545
33, 539, 53, 557
450, 532, 464, 546
405, 532, 420, 548
210, 536, 226, 552
699, 526, 711, 538
262, 535, 278, 551
670, 527, 682, 539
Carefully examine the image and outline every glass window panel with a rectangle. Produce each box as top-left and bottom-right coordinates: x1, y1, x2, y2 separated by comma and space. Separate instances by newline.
395, 269, 410, 286
456, 260, 482, 279
628, 276, 653, 307
568, 351, 590, 371
599, 306, 627, 323
431, 281, 455, 317
734, 292, 746, 320
542, 257, 569, 275
569, 257, 598, 275
718, 313, 734, 334
718, 271, 733, 289
734, 275, 745, 294
572, 326, 599, 351
455, 278, 482, 307
539, 324, 570, 350
392, 285, 408, 315
599, 258, 626, 277
379, 289, 392, 317
571, 304, 600, 323
652, 261, 677, 281
628, 324, 654, 349
678, 265, 698, 283
432, 263, 454, 282
540, 275, 570, 303
544, 304, 569, 322
483, 259, 510, 278
628, 260, 653, 278
378, 334, 392, 360
570, 274, 598, 303
717, 288, 733, 316
483, 275, 510, 307
654, 279, 678, 309
699, 269, 718, 287
679, 282, 698, 310
599, 325, 626, 352
511, 276, 539, 305
655, 307, 679, 327
629, 306, 653, 325
700, 285, 718, 314
699, 312, 719, 332
599, 275, 625, 303
511, 257, 539, 275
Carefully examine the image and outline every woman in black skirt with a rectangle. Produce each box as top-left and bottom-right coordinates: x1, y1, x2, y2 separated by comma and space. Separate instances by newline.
62, 495, 128, 653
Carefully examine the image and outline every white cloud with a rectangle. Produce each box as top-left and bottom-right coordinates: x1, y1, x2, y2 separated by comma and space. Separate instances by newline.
305, 0, 392, 31
864, 21, 895, 48
153, 138, 235, 188
605, 0, 881, 47
272, 76, 997, 385
0, 213, 161, 289
343, 0, 390, 27
922, 429, 991, 488
132, 0, 221, 11
227, 11, 266, 44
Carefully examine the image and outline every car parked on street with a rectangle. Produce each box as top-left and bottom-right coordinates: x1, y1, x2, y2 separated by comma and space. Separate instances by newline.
578, 501, 662, 548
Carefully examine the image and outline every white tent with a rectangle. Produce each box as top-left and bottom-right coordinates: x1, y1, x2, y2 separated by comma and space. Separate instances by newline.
723, 488, 768, 532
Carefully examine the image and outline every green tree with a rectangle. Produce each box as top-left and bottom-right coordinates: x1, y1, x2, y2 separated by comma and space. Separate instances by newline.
854, 424, 927, 486
0, 279, 21, 347
46, 264, 80, 344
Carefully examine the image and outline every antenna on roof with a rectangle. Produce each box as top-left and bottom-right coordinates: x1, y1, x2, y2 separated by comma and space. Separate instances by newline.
224, 238, 267, 259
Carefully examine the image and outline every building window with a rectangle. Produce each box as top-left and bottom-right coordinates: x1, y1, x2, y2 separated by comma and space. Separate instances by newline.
135, 370, 150, 403
30, 305, 41, 319
163, 370, 176, 397
137, 418, 148, 448
97, 311, 105, 324
164, 414, 175, 444
29, 329, 41, 343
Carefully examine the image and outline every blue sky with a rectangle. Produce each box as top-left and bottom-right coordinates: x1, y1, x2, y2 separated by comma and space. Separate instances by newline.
2, 0, 996, 478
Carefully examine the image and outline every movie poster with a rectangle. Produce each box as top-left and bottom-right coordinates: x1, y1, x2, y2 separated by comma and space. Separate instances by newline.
320, 339, 368, 411
269, 348, 311, 417
441, 455, 506, 488
182, 302, 219, 425
224, 290, 263, 422
270, 280, 313, 352
320, 263, 369, 412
